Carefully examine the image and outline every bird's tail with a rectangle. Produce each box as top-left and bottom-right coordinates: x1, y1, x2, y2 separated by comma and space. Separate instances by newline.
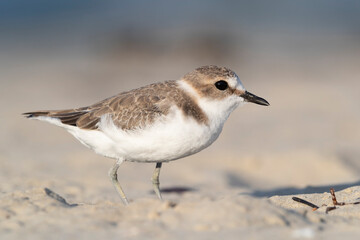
23, 108, 89, 127
23, 111, 51, 118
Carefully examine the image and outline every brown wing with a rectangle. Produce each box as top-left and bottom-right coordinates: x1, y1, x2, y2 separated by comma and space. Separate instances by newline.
24, 81, 177, 131
76, 90, 171, 130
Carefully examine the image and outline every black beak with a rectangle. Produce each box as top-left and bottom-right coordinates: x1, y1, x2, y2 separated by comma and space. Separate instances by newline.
241, 91, 270, 106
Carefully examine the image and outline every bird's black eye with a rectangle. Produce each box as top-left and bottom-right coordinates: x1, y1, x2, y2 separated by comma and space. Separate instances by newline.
215, 80, 228, 90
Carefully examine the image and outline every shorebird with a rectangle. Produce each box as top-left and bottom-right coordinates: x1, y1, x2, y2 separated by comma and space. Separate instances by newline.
24, 65, 269, 205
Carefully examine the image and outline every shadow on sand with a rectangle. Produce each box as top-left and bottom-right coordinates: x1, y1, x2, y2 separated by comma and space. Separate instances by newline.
243, 180, 360, 197
149, 186, 196, 196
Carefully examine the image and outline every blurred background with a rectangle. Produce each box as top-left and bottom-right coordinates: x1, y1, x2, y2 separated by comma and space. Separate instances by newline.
1, 0, 360, 201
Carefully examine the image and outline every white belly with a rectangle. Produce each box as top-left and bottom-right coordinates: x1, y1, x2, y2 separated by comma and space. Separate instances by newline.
64, 107, 223, 162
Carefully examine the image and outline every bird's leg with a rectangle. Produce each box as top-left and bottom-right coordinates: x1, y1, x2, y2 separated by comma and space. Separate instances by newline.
151, 162, 163, 200
108, 161, 129, 205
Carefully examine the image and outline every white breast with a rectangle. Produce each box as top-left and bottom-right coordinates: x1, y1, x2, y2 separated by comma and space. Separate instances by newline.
87, 106, 222, 162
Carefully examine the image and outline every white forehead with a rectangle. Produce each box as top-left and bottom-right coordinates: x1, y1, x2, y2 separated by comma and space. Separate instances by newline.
227, 75, 245, 91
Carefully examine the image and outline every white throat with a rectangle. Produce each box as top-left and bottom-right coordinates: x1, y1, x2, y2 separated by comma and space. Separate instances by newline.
178, 79, 243, 132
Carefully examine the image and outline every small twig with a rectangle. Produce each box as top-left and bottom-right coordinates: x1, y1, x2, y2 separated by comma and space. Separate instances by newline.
44, 188, 78, 207
292, 188, 359, 214
330, 188, 345, 206
292, 197, 319, 211
325, 206, 337, 214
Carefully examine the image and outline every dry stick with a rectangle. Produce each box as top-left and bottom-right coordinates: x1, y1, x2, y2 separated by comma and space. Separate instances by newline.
293, 188, 360, 214
330, 188, 345, 206
325, 206, 337, 214
44, 188, 78, 207
326, 188, 360, 214
292, 197, 319, 211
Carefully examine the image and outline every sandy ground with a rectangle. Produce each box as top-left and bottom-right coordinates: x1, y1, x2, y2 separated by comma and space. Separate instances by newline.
1, 46, 360, 239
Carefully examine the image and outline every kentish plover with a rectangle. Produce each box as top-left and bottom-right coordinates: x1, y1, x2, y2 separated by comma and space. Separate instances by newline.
24, 65, 269, 205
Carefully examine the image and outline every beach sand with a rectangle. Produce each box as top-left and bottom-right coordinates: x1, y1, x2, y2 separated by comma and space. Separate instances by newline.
1, 46, 360, 239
